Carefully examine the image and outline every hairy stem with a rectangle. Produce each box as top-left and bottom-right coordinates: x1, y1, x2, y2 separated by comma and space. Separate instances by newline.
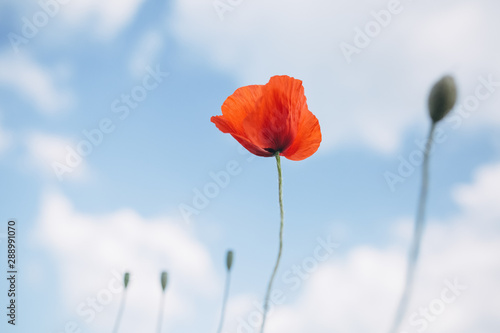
216, 270, 232, 333
389, 122, 436, 333
157, 292, 166, 333
260, 154, 284, 333
112, 289, 128, 333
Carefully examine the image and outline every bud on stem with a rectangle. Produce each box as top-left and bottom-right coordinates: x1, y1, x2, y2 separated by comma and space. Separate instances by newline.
124, 272, 130, 289
161, 271, 168, 292
226, 250, 234, 271
428, 75, 457, 123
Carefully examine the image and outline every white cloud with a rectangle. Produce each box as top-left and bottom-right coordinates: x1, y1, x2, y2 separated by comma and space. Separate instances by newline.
26, 160, 500, 332
168, 0, 500, 153
453, 162, 500, 222
25, 132, 89, 182
3, 0, 145, 46
0, 114, 12, 154
0, 52, 74, 114
32, 190, 219, 333
128, 30, 164, 78
223, 160, 500, 332
62, 0, 146, 39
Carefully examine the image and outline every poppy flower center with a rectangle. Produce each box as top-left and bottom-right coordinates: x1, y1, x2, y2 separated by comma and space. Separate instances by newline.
264, 148, 281, 155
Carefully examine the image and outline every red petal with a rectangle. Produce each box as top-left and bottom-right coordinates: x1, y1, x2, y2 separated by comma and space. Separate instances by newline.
212, 84, 262, 137
211, 75, 321, 160
281, 108, 321, 161
230, 133, 274, 157
242, 76, 306, 153
211, 84, 273, 156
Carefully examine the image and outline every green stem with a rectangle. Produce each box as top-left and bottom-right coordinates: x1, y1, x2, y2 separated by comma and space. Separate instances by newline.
112, 289, 128, 333
389, 122, 436, 333
157, 291, 166, 333
216, 270, 232, 333
260, 154, 284, 333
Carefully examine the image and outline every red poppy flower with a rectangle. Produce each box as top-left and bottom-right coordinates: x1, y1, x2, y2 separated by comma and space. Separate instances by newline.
211, 75, 321, 161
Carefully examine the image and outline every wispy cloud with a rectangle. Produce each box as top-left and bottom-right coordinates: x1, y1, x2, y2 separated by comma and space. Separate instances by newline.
0, 113, 12, 154
0, 53, 74, 114
128, 30, 164, 79
222, 160, 500, 332
61, 0, 146, 39
32, 190, 220, 332
24, 132, 89, 182
168, 0, 500, 153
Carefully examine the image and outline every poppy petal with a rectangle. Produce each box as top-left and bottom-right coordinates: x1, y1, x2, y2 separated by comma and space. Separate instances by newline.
211, 116, 273, 156
211, 75, 321, 161
242, 76, 306, 153
212, 84, 263, 137
230, 133, 275, 157
281, 109, 321, 161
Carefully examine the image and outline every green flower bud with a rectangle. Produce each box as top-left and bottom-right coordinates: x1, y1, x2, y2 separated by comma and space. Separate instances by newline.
226, 250, 234, 271
161, 271, 168, 292
124, 272, 130, 289
428, 75, 457, 123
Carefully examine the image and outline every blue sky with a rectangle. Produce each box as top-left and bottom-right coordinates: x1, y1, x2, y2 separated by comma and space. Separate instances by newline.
0, 0, 499, 332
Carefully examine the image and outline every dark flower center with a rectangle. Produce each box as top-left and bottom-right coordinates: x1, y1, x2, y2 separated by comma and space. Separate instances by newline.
264, 148, 281, 157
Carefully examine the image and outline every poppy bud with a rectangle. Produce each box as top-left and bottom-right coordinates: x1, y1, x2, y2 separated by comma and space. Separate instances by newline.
161, 271, 168, 292
226, 250, 234, 271
428, 75, 457, 123
124, 272, 130, 289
